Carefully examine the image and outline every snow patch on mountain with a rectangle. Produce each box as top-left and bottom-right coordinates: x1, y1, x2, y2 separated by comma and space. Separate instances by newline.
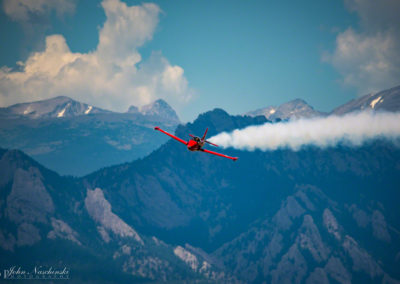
0, 96, 108, 119
57, 103, 70, 117
84, 105, 92, 114
370, 96, 382, 109
332, 85, 400, 115
246, 99, 325, 121
23, 106, 32, 115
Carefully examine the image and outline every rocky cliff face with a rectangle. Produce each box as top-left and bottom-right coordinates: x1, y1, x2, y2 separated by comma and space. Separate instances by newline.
213, 186, 400, 283
85, 187, 143, 243
0, 148, 228, 283
0, 149, 84, 253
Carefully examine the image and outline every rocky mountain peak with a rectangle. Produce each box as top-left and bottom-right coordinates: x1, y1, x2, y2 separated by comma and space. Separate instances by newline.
126, 99, 180, 124
246, 98, 325, 121
141, 99, 180, 123
0, 96, 108, 119
332, 85, 400, 115
175, 107, 268, 139
126, 105, 139, 113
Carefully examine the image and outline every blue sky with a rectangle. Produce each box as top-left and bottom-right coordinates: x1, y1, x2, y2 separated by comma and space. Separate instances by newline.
0, 0, 399, 122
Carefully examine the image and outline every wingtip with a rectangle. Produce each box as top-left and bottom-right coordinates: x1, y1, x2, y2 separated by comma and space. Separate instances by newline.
154, 126, 160, 130
233, 157, 238, 162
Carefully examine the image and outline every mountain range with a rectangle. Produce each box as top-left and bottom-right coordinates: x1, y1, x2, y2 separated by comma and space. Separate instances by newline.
1, 85, 399, 177
0, 97, 180, 176
245, 98, 326, 121
0, 85, 400, 283
245, 85, 400, 120
0, 96, 110, 120
331, 85, 400, 115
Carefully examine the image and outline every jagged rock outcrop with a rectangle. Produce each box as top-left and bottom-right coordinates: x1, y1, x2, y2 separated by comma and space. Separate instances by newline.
6, 167, 54, 224
85, 188, 143, 244
47, 218, 81, 245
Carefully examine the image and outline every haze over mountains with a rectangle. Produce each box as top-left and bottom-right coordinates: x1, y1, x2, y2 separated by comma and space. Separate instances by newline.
0, 85, 400, 283
331, 85, 400, 115
245, 98, 326, 121
0, 96, 110, 119
246, 85, 400, 120
0, 97, 180, 176
1, 85, 399, 177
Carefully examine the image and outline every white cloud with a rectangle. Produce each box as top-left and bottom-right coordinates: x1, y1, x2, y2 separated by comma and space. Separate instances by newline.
0, 0, 191, 111
162, 65, 188, 96
344, 0, 400, 32
98, 0, 159, 66
324, 0, 400, 94
209, 111, 400, 151
3, 0, 76, 22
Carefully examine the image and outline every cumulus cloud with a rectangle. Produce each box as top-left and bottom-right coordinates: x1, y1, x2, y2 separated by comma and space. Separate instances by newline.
3, 0, 76, 47
209, 111, 400, 151
344, 0, 400, 32
0, 0, 191, 111
3, 0, 76, 22
324, 0, 400, 94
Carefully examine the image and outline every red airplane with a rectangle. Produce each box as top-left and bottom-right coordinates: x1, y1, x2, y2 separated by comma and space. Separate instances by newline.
154, 127, 238, 161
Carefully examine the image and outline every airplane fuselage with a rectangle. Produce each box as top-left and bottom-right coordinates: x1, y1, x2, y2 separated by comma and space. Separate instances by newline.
187, 139, 204, 151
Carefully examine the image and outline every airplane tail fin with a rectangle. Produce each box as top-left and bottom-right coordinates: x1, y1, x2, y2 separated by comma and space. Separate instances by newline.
201, 128, 208, 141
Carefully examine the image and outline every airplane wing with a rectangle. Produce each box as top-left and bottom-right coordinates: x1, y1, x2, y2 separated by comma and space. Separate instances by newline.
154, 127, 187, 145
201, 148, 238, 161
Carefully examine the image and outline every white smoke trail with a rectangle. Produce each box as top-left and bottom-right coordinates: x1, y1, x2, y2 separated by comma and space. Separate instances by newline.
208, 111, 400, 151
